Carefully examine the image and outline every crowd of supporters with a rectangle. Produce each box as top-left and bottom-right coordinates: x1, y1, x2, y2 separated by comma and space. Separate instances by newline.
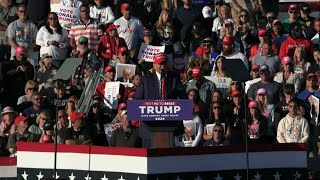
0, 0, 319, 159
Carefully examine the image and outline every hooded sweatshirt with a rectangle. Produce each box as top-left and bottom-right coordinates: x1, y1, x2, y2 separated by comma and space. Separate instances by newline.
276, 114, 309, 143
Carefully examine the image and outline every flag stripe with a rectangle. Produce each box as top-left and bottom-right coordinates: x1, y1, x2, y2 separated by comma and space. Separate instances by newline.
0, 157, 16, 166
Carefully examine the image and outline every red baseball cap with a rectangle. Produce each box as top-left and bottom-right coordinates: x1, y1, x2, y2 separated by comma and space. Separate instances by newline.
128, 91, 136, 98
282, 56, 292, 65
307, 73, 317, 79
121, 3, 130, 11
153, 53, 167, 64
251, 65, 260, 71
15, 46, 25, 56
118, 103, 127, 110
231, 90, 241, 97
70, 112, 85, 122
106, 24, 119, 33
14, 116, 28, 126
104, 65, 115, 73
258, 29, 267, 37
248, 100, 259, 108
272, 19, 281, 26
222, 36, 235, 45
143, 29, 152, 36
119, 46, 129, 55
192, 67, 202, 78
196, 46, 210, 56
288, 4, 298, 10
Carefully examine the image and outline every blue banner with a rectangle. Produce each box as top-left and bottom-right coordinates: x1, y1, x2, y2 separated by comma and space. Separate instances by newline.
127, 100, 193, 121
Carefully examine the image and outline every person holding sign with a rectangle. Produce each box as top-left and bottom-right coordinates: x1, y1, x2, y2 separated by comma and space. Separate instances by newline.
135, 53, 181, 99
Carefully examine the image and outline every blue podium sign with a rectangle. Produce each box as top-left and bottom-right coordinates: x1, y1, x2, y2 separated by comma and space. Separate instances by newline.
127, 99, 193, 121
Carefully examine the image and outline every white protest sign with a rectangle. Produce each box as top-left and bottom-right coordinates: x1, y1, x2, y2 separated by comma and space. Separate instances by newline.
104, 123, 123, 144
205, 76, 232, 98
309, 95, 319, 126
245, 78, 261, 93
50, 0, 80, 29
104, 81, 120, 109
137, 43, 165, 62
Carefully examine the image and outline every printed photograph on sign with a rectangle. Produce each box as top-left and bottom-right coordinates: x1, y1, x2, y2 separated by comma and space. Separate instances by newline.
137, 43, 165, 62
309, 95, 319, 126
206, 123, 225, 136
50, 0, 81, 29
115, 63, 136, 86
174, 121, 196, 147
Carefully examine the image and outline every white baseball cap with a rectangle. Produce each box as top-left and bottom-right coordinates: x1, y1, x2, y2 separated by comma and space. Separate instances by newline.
202, 6, 212, 18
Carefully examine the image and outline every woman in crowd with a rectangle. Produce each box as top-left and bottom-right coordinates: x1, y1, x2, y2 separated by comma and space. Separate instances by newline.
247, 100, 268, 143
225, 81, 243, 102
203, 101, 231, 141
234, 9, 255, 35
212, 4, 233, 41
273, 56, 301, 93
293, 46, 311, 80
211, 56, 228, 77
65, 96, 78, 117
36, 54, 57, 88
28, 111, 51, 135
89, 0, 115, 25
17, 80, 39, 107
154, 8, 175, 54
36, 12, 69, 68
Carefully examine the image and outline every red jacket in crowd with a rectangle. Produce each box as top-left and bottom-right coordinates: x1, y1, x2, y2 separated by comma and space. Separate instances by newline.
279, 36, 313, 60
98, 35, 127, 62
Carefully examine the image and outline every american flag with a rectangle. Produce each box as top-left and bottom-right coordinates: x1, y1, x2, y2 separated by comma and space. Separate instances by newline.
0, 142, 308, 180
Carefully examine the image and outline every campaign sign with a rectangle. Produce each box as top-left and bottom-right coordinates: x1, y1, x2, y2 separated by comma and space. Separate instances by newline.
137, 43, 165, 62
127, 100, 193, 121
205, 76, 232, 98
51, 2, 80, 29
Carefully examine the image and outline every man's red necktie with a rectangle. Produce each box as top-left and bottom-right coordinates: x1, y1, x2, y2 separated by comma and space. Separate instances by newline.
161, 77, 165, 99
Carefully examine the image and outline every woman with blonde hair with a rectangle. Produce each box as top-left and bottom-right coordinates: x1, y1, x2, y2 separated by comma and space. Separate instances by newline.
234, 9, 255, 35
154, 8, 175, 53
212, 4, 233, 40
255, 88, 275, 131
36, 54, 57, 88
17, 80, 39, 106
65, 96, 78, 117
28, 111, 51, 135
293, 47, 311, 79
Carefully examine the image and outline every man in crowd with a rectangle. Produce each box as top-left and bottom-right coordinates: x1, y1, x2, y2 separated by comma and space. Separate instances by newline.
69, 4, 100, 52
6, 116, 40, 156
252, 41, 281, 78
186, 66, 215, 105
281, 4, 305, 33
110, 110, 141, 147
5, 3, 38, 61
113, 3, 144, 60
64, 112, 92, 145
277, 99, 309, 143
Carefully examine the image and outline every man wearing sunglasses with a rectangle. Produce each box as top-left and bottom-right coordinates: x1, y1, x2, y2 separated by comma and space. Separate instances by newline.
279, 22, 313, 61
282, 4, 305, 33
247, 64, 282, 105
69, 4, 101, 52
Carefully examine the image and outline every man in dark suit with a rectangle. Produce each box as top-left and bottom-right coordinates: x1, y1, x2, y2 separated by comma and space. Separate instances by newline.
134, 52, 181, 99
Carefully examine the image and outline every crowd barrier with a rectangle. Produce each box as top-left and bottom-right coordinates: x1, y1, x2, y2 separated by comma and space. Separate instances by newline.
0, 142, 307, 180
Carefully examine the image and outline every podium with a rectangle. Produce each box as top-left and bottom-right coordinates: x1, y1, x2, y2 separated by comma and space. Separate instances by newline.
143, 121, 180, 148
127, 100, 193, 148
